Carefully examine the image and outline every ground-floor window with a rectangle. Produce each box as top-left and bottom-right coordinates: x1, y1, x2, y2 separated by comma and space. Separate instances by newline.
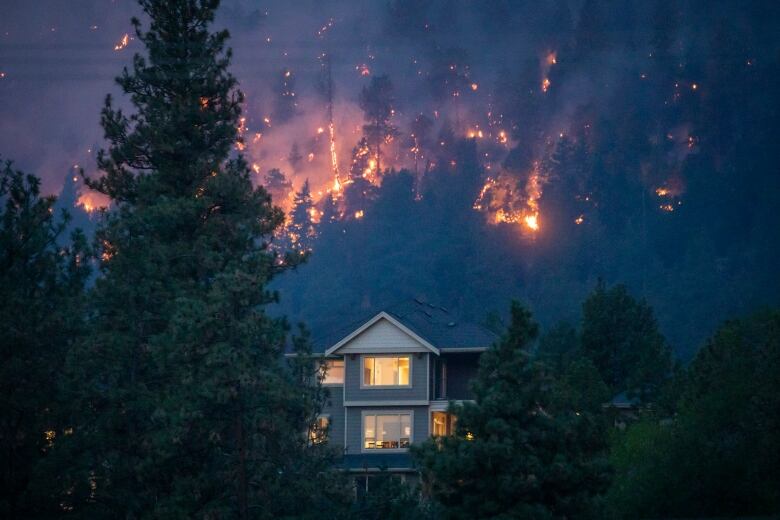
309, 414, 329, 444
363, 412, 412, 450
431, 411, 457, 436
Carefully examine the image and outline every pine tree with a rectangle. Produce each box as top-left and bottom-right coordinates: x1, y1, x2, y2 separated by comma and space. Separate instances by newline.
0, 162, 90, 518
263, 167, 292, 206
289, 179, 316, 252
414, 301, 610, 519
580, 281, 672, 402
53, 2, 345, 517
359, 75, 398, 174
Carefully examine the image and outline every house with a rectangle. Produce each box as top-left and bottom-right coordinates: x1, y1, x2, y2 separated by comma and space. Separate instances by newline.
310, 298, 498, 486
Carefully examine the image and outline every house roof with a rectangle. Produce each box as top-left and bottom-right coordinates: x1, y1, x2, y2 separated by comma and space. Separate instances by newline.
312, 297, 499, 354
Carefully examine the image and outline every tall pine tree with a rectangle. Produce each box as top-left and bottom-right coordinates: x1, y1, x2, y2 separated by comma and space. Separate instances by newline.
53, 2, 345, 517
414, 302, 610, 519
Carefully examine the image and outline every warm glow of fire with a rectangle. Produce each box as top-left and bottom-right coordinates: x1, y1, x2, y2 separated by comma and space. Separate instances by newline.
113, 33, 130, 51
542, 78, 551, 93
524, 213, 539, 231
77, 191, 109, 214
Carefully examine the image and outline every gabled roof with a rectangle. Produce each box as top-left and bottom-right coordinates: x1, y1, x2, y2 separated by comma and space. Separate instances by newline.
324, 311, 439, 356
314, 297, 499, 355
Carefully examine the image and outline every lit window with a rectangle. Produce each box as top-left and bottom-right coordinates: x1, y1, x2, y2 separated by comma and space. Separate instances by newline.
363, 413, 412, 450
310, 415, 329, 444
431, 412, 457, 437
363, 356, 410, 386
320, 359, 344, 385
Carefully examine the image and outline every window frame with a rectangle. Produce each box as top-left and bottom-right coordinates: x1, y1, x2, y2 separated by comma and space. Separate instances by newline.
360, 354, 413, 389
361, 410, 414, 453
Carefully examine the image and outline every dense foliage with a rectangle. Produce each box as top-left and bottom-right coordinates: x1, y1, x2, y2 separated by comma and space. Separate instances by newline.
606, 310, 780, 518
38, 1, 347, 517
414, 302, 611, 519
0, 163, 90, 518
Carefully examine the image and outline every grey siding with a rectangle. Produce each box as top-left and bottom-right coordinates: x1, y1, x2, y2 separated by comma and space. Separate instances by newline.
344, 405, 429, 455
321, 383, 345, 451
344, 353, 429, 403
443, 352, 480, 400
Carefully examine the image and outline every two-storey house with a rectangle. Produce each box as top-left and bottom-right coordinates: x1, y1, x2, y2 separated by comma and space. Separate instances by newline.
311, 298, 497, 484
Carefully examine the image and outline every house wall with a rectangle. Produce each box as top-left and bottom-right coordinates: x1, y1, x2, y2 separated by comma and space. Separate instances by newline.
321, 381, 345, 450
344, 353, 429, 403
344, 405, 429, 455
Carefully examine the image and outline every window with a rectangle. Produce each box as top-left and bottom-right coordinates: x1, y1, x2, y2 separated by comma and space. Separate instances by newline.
431, 411, 457, 437
320, 359, 344, 385
363, 413, 412, 450
362, 356, 410, 386
309, 415, 329, 444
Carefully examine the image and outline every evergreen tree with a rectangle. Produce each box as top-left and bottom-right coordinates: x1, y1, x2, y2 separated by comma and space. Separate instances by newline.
263, 167, 292, 206
53, 2, 344, 517
350, 471, 433, 520
0, 163, 90, 518
580, 281, 672, 402
414, 301, 610, 519
289, 179, 316, 252
607, 310, 780, 518
359, 75, 398, 174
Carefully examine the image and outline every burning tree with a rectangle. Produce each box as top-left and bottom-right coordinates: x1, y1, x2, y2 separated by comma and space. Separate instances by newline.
57, 1, 347, 517
359, 74, 398, 177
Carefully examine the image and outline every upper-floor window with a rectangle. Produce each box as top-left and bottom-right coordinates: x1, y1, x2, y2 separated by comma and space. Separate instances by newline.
362, 355, 411, 387
320, 359, 344, 385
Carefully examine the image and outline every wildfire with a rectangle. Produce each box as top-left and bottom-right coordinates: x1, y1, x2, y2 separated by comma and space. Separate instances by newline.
76, 191, 109, 214
524, 213, 539, 231
547, 52, 557, 65
470, 83, 479, 91
542, 78, 551, 93
328, 121, 341, 190
357, 64, 371, 76
113, 33, 130, 51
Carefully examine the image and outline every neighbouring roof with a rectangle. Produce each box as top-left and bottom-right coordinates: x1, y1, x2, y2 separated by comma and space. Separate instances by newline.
311, 297, 499, 354
606, 391, 641, 409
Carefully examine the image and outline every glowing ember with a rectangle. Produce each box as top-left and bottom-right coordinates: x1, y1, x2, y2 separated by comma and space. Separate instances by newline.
470, 83, 479, 91
354, 210, 364, 219
542, 78, 551, 93
524, 213, 539, 231
575, 215, 585, 225
113, 33, 130, 51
